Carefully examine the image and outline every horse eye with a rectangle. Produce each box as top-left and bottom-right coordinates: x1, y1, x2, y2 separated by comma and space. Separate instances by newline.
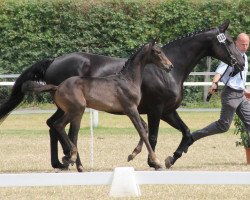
154, 49, 161, 54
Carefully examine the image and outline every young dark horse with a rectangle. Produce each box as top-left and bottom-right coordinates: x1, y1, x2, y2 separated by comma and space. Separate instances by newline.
0, 21, 244, 171
23, 41, 173, 169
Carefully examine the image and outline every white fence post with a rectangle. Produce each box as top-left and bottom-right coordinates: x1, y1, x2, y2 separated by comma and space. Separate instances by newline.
89, 109, 94, 168
93, 110, 99, 128
109, 167, 141, 197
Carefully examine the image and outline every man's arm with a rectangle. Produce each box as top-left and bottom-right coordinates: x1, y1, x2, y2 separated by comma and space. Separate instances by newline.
209, 73, 221, 94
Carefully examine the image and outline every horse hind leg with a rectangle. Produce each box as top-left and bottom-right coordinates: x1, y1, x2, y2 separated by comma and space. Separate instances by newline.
68, 112, 85, 172
60, 94, 86, 171
53, 113, 78, 166
47, 108, 70, 170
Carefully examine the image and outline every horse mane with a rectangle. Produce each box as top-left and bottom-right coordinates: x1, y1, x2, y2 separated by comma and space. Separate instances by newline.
163, 27, 214, 47
118, 27, 215, 74
118, 43, 146, 74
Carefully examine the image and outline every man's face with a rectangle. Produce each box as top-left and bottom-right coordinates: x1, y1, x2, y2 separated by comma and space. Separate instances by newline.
235, 36, 249, 53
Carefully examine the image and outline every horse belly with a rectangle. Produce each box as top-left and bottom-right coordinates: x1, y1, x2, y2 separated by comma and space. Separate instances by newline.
84, 88, 123, 113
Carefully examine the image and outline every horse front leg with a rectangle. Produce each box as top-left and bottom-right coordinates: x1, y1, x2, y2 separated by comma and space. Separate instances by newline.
161, 110, 192, 168
127, 116, 147, 161
127, 108, 162, 170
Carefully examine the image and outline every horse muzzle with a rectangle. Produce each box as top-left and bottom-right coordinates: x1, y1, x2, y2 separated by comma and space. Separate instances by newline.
231, 55, 244, 71
164, 64, 174, 72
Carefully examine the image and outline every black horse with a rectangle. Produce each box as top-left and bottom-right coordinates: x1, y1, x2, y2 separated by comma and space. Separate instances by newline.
0, 21, 244, 171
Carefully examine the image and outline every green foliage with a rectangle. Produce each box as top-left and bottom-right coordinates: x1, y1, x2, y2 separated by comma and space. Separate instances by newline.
234, 115, 249, 148
0, 0, 249, 103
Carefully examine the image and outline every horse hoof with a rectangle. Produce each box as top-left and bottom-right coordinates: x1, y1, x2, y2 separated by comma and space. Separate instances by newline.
62, 156, 70, 164
52, 161, 69, 170
127, 154, 134, 162
165, 156, 174, 169
155, 165, 164, 171
60, 167, 70, 171
147, 158, 163, 170
77, 165, 84, 172
147, 160, 161, 169
148, 160, 155, 168
54, 167, 70, 173
62, 156, 75, 166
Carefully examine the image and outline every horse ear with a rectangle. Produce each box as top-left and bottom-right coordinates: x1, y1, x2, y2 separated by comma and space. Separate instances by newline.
151, 39, 157, 46
150, 38, 159, 48
219, 20, 230, 32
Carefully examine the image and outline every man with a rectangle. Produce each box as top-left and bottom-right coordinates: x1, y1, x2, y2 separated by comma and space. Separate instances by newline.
185, 33, 250, 149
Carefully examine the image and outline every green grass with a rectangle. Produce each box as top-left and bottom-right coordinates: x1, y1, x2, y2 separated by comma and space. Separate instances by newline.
1, 111, 250, 200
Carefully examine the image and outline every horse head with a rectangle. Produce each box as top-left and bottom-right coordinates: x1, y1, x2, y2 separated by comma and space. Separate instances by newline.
146, 40, 174, 72
211, 21, 245, 71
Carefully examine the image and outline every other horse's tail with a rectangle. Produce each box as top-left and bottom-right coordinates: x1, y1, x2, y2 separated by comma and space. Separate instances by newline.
22, 81, 57, 94
0, 59, 54, 124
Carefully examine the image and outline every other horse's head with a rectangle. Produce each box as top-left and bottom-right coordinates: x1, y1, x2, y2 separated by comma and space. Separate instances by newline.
144, 40, 173, 72
210, 21, 245, 71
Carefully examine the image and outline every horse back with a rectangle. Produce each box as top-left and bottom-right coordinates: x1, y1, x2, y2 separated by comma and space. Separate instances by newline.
45, 52, 126, 85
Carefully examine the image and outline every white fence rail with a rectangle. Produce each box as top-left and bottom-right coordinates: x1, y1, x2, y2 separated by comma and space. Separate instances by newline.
0, 171, 250, 187
0, 81, 15, 86
0, 168, 250, 197
0, 167, 250, 197
1, 170, 250, 187
1, 72, 250, 86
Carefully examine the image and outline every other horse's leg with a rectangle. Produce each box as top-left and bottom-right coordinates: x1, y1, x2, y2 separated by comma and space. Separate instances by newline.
54, 113, 78, 165
160, 110, 192, 168
127, 107, 162, 169
127, 116, 147, 161
46, 108, 69, 170
146, 108, 162, 168
68, 113, 84, 172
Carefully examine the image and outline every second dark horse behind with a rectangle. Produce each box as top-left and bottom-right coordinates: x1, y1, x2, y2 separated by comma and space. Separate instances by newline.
22, 41, 173, 170
0, 21, 245, 171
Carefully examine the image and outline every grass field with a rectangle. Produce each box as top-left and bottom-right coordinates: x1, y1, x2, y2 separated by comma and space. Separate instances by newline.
0, 110, 250, 199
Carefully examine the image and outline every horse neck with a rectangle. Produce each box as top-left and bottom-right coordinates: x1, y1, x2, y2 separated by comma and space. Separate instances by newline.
163, 33, 211, 83
121, 53, 148, 85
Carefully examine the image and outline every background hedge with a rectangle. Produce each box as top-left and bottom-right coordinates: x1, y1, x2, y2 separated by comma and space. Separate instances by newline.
0, 0, 249, 104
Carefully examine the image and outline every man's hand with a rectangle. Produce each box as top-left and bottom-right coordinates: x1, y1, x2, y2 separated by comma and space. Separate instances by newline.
244, 90, 250, 100
206, 82, 218, 102
209, 82, 218, 94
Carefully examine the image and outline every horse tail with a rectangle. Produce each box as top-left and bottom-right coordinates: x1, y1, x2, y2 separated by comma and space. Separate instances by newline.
0, 58, 54, 124
22, 81, 57, 93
